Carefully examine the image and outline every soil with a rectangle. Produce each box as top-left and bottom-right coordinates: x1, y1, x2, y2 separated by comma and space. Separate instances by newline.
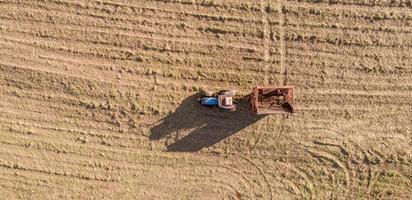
0, 0, 411, 199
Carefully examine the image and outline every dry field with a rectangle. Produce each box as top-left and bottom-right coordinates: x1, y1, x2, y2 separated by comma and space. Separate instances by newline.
0, 0, 411, 199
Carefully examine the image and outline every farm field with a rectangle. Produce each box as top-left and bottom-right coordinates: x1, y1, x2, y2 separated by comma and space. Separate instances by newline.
0, 0, 411, 199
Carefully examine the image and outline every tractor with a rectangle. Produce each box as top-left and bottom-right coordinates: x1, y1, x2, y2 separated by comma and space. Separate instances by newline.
199, 85, 294, 115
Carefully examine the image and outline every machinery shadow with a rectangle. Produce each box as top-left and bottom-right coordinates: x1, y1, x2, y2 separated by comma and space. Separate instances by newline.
149, 93, 266, 152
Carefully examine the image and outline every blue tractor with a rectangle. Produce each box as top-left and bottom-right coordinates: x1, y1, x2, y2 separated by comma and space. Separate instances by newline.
199, 89, 236, 111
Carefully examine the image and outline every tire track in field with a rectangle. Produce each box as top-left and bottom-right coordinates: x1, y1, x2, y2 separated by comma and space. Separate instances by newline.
0, 9, 262, 52
288, 166, 315, 199
354, 144, 389, 196
0, 2, 264, 42
209, 155, 274, 199
258, 155, 314, 199
176, 161, 254, 200
299, 127, 389, 198
216, 165, 255, 199
312, 139, 356, 196
302, 141, 353, 198
0, 36, 265, 84
261, 0, 270, 85
5, 0, 260, 24
0, 160, 118, 183
278, 0, 287, 85
241, 156, 274, 199
287, 0, 412, 10
285, 1, 412, 24
366, 167, 384, 196
261, 0, 287, 85
196, 179, 241, 199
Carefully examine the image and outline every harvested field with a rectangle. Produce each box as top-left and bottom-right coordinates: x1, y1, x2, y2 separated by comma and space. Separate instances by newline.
0, 0, 411, 199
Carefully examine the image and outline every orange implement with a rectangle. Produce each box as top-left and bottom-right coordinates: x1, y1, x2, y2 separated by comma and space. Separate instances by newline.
250, 85, 294, 115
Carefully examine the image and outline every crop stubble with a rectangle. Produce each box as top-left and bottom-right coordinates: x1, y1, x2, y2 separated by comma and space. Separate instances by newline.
0, 0, 411, 199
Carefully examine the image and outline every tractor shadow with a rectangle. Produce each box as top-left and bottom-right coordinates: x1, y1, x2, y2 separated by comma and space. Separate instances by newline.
149, 93, 266, 152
